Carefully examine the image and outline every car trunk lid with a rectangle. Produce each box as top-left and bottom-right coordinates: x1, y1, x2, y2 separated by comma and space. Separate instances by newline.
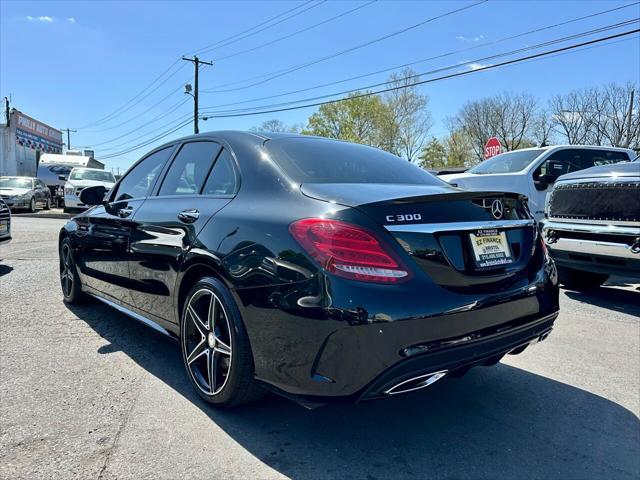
301, 183, 539, 288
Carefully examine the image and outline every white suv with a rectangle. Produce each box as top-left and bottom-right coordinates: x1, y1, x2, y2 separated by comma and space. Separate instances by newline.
64, 168, 116, 212
440, 145, 635, 221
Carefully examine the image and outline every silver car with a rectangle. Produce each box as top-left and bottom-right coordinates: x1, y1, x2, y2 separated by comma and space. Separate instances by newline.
0, 176, 52, 212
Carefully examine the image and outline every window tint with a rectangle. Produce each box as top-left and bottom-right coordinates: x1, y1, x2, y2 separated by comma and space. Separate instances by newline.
266, 137, 443, 185
202, 149, 238, 195
114, 147, 173, 201
534, 149, 630, 180
159, 142, 222, 196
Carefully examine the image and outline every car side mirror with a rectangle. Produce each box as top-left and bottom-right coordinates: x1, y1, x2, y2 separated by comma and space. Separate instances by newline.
533, 176, 549, 191
79, 185, 108, 206
58, 175, 67, 181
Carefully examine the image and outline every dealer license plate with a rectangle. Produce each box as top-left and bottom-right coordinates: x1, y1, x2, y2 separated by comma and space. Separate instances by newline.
0, 220, 7, 235
469, 229, 513, 268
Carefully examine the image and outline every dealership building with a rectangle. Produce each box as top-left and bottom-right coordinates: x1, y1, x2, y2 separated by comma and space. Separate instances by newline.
0, 109, 64, 176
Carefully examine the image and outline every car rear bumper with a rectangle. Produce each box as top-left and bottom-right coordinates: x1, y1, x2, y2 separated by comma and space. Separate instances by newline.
235, 267, 560, 402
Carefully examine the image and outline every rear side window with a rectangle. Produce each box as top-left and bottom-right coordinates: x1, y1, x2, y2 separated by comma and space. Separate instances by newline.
266, 137, 443, 185
114, 147, 173, 201
159, 142, 222, 196
202, 149, 238, 196
546, 149, 630, 170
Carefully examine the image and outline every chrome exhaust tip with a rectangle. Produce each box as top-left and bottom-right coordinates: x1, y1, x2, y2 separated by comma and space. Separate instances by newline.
384, 370, 448, 396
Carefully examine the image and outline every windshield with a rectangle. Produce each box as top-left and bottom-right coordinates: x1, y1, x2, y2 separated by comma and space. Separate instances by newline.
70, 169, 116, 183
266, 137, 444, 185
0, 177, 33, 189
469, 149, 546, 174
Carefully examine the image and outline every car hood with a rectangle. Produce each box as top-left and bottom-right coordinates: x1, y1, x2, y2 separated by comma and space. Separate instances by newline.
66, 180, 115, 188
300, 182, 524, 207
0, 187, 30, 196
438, 172, 524, 190
556, 161, 640, 182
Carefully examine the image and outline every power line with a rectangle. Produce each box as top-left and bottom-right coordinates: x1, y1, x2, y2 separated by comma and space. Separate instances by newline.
199, 29, 640, 119
75, 59, 185, 130
202, 0, 488, 93
190, 1, 321, 55
202, 19, 639, 115
215, 1, 377, 62
201, 3, 640, 107
77, 1, 320, 131
96, 29, 638, 161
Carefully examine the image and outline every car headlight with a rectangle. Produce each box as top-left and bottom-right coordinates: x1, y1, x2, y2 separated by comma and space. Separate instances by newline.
65, 186, 74, 194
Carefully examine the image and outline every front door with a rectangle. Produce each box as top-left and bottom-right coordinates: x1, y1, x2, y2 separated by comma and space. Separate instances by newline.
74, 145, 176, 308
128, 142, 238, 322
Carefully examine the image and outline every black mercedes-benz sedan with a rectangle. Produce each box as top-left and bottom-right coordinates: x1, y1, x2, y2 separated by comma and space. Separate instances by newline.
59, 131, 559, 408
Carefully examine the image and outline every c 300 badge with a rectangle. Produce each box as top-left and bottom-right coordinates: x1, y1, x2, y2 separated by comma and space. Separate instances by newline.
386, 213, 422, 223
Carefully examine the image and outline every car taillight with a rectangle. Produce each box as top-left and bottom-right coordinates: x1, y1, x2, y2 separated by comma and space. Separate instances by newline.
289, 218, 411, 283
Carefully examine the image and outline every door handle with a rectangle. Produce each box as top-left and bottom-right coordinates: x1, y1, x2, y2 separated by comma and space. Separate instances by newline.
117, 206, 134, 218
178, 209, 200, 224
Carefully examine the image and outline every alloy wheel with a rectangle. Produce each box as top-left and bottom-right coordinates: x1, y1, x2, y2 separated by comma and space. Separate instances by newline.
183, 288, 233, 395
60, 244, 74, 297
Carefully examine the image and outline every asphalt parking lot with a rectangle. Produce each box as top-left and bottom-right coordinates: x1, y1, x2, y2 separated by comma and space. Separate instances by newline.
1, 217, 639, 480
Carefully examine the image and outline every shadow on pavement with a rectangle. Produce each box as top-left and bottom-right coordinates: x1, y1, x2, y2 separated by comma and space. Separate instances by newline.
66, 301, 640, 480
0, 264, 14, 276
564, 286, 640, 317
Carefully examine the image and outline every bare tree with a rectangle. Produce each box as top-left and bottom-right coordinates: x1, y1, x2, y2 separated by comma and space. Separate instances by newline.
449, 92, 539, 160
250, 119, 301, 133
383, 68, 433, 162
549, 83, 639, 148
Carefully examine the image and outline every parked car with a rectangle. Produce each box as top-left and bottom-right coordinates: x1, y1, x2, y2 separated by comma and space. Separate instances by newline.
0, 198, 11, 247
440, 146, 635, 221
59, 132, 559, 408
37, 163, 74, 208
0, 176, 52, 212
63, 168, 116, 213
541, 156, 640, 289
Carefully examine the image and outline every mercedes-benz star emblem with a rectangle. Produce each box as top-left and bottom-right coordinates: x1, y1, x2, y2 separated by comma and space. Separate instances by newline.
491, 199, 504, 220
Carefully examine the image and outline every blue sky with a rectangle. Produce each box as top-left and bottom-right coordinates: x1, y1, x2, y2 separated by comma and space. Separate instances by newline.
1, 0, 639, 172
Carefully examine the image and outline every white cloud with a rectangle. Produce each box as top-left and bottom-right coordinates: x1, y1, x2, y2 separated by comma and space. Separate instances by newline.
67, 17, 76, 23
26, 15, 54, 22
456, 34, 484, 42
468, 62, 489, 71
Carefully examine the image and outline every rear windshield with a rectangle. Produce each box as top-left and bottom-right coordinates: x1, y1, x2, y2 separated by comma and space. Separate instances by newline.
266, 137, 443, 185
469, 149, 546, 174
0, 177, 33, 189
70, 169, 115, 183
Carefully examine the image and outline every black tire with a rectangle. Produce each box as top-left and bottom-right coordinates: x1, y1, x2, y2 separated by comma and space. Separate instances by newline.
180, 276, 265, 408
44, 198, 51, 210
59, 237, 87, 304
28, 197, 36, 213
557, 266, 609, 290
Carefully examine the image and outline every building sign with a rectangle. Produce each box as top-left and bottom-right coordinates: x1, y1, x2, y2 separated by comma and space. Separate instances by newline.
13, 111, 63, 154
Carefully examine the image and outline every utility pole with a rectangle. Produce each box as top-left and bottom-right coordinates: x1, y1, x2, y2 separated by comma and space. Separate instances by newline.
3, 97, 9, 126
61, 128, 77, 151
182, 56, 213, 134
625, 88, 635, 148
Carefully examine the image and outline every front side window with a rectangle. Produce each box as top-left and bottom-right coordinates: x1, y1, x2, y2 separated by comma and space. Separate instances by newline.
533, 149, 629, 181
113, 147, 174, 201
202, 149, 238, 196
159, 142, 222, 196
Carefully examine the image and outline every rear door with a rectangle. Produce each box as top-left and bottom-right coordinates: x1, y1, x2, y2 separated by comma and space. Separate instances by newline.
128, 141, 239, 322
73, 146, 174, 305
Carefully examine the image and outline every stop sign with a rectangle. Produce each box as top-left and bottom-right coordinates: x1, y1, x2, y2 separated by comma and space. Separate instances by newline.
484, 137, 502, 159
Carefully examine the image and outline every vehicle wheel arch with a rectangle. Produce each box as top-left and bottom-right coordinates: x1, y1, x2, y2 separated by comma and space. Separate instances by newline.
175, 258, 231, 328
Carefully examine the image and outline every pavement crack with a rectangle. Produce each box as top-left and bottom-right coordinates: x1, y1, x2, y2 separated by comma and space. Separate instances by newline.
96, 380, 142, 480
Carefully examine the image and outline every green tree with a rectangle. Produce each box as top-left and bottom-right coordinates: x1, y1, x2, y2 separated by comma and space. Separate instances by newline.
304, 92, 389, 147
418, 137, 447, 170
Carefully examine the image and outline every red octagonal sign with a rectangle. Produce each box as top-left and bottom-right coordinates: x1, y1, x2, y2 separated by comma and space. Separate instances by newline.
484, 137, 502, 159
